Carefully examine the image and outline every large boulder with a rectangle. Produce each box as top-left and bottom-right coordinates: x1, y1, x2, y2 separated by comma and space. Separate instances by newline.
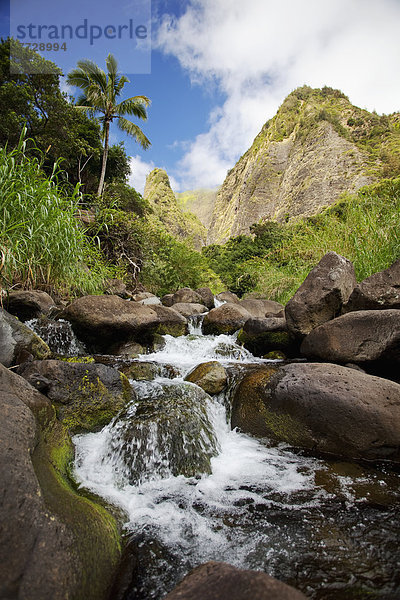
0, 364, 120, 600
171, 302, 208, 318
215, 291, 241, 305
107, 382, 218, 483
231, 362, 400, 462
4, 289, 55, 321
18, 359, 133, 434
172, 287, 204, 305
184, 361, 227, 394
285, 252, 356, 339
344, 259, 400, 312
301, 309, 400, 368
60, 295, 160, 351
202, 304, 251, 335
237, 317, 297, 357
164, 561, 307, 600
0, 307, 50, 367
195, 287, 215, 309
150, 304, 188, 336
240, 299, 284, 318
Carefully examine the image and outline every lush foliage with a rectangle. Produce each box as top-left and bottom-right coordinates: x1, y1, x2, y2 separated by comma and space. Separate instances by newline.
0, 39, 131, 196
91, 208, 222, 296
204, 179, 400, 303
0, 134, 116, 294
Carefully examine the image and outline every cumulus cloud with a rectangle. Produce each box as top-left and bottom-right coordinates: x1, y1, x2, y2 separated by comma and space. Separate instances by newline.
155, 0, 400, 189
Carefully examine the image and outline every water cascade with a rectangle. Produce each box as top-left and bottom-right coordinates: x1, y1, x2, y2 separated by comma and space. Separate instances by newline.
73, 318, 400, 599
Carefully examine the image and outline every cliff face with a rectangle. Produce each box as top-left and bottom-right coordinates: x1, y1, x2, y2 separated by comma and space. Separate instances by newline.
208, 86, 400, 244
143, 168, 207, 249
176, 188, 218, 228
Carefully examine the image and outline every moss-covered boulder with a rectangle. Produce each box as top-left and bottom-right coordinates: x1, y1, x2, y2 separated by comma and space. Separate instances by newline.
0, 363, 121, 600
107, 382, 219, 484
202, 304, 251, 335
184, 361, 227, 394
18, 360, 133, 434
0, 307, 51, 367
231, 362, 400, 462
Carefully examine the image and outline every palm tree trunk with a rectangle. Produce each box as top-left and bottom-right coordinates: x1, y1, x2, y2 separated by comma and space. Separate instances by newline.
97, 121, 110, 197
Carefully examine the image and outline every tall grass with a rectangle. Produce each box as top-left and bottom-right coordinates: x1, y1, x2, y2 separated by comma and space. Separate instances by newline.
240, 178, 400, 304
0, 131, 113, 294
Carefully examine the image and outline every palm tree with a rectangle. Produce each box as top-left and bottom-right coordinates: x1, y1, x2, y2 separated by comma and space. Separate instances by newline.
67, 54, 150, 196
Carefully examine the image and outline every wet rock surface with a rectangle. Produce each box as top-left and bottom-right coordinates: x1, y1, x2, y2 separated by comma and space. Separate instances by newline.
164, 561, 307, 600
232, 362, 400, 461
0, 307, 51, 367
184, 361, 228, 394
17, 359, 133, 434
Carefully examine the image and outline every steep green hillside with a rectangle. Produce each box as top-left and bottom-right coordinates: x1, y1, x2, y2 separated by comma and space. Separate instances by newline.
208, 86, 400, 244
144, 169, 207, 249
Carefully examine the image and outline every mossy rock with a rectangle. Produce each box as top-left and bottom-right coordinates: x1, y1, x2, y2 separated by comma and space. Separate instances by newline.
18, 360, 133, 434
0, 363, 121, 600
108, 381, 219, 484
184, 361, 227, 394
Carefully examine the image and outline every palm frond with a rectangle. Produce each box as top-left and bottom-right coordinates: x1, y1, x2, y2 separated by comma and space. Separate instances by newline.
117, 117, 151, 149
115, 97, 150, 120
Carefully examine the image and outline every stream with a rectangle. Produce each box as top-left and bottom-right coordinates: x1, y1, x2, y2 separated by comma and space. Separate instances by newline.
30, 314, 400, 599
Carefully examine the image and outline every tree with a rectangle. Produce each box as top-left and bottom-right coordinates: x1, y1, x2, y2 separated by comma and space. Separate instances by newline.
67, 53, 150, 197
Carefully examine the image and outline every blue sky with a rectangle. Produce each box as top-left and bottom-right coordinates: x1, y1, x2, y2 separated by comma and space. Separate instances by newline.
1, 0, 400, 193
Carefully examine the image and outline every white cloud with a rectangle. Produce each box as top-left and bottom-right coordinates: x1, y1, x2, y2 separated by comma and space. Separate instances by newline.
128, 155, 155, 194
128, 155, 180, 194
155, 0, 400, 189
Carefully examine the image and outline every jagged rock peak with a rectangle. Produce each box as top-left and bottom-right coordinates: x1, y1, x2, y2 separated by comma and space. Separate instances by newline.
144, 168, 207, 249
208, 85, 400, 244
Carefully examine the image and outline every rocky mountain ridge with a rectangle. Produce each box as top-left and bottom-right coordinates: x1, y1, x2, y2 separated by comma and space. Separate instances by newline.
207, 86, 400, 244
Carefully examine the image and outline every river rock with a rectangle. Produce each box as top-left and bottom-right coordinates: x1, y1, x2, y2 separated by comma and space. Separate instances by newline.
240, 298, 284, 318
202, 304, 251, 335
0, 363, 120, 600
161, 293, 174, 306
150, 305, 188, 336
195, 287, 215, 309
184, 361, 227, 394
108, 382, 218, 483
301, 309, 400, 368
132, 291, 156, 302
237, 317, 297, 357
4, 289, 55, 321
164, 561, 307, 600
18, 359, 133, 434
215, 291, 241, 305
136, 295, 162, 306
61, 295, 160, 351
108, 340, 145, 357
231, 362, 400, 462
285, 252, 357, 338
172, 287, 204, 305
172, 302, 208, 317
0, 308, 51, 367
343, 259, 400, 312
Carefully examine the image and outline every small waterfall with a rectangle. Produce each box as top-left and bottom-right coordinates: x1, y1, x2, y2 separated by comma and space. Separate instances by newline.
26, 317, 86, 356
187, 313, 207, 335
73, 324, 400, 600
213, 297, 226, 308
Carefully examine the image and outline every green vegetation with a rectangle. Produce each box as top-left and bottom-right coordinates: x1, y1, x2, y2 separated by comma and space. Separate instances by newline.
0, 132, 118, 294
67, 53, 150, 196
204, 178, 400, 303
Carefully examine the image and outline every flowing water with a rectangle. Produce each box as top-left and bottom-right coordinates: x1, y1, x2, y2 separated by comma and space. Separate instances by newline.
71, 316, 400, 599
